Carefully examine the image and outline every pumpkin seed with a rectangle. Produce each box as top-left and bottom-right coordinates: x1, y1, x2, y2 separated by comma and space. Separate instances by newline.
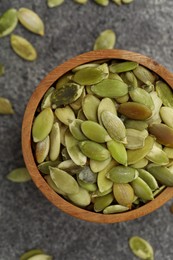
72, 63, 99, 73
0, 64, 5, 76
107, 140, 127, 166
115, 94, 129, 104
156, 80, 173, 108
123, 71, 138, 88
125, 129, 148, 150
138, 169, 158, 191
55, 106, 75, 125
60, 124, 68, 146
107, 166, 138, 183
70, 89, 85, 110
133, 65, 156, 85
69, 119, 86, 141
129, 236, 154, 260
124, 119, 148, 131
94, 0, 109, 6
26, 255, 52, 260
131, 158, 148, 169
122, 0, 134, 3
79, 140, 110, 161
56, 72, 72, 89
38, 160, 60, 174
45, 175, 66, 195
0, 97, 14, 114
10, 34, 37, 61
78, 166, 97, 183
146, 91, 162, 125
82, 94, 100, 122
49, 167, 79, 194
94, 29, 116, 50
92, 188, 112, 198
58, 160, 82, 174
68, 187, 91, 207
32, 108, 54, 142
77, 175, 97, 192
118, 102, 152, 120
77, 109, 87, 120
90, 157, 111, 173
74, 0, 88, 3
163, 147, 173, 159
113, 183, 134, 208
109, 72, 123, 81
94, 193, 114, 212
147, 164, 173, 186
49, 122, 61, 161
153, 185, 165, 197
41, 87, 54, 110
112, 0, 122, 5
109, 61, 138, 73
18, 8, 44, 36
91, 79, 128, 98
20, 249, 45, 260
129, 87, 154, 110
97, 98, 117, 125
131, 177, 154, 201
103, 204, 129, 214
47, 0, 64, 8
35, 136, 50, 163
146, 142, 169, 165
160, 107, 173, 128
0, 8, 18, 38
7, 167, 31, 182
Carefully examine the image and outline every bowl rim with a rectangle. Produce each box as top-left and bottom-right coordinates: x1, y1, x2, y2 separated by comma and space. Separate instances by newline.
22, 49, 173, 223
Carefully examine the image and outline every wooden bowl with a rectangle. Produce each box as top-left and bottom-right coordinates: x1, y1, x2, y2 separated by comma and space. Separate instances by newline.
22, 49, 173, 223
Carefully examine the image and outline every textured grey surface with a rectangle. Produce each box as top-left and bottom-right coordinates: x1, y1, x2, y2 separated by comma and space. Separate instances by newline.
1, 0, 173, 259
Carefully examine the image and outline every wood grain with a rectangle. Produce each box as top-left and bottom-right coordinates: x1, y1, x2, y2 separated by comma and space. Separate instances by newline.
22, 49, 173, 223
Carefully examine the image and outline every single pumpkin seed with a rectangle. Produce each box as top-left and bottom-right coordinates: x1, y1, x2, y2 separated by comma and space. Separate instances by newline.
45, 175, 66, 195
20, 249, 45, 260
0, 97, 14, 114
7, 167, 31, 182
156, 80, 173, 108
146, 142, 169, 165
49, 167, 79, 194
81, 121, 111, 143
131, 158, 148, 169
98, 63, 109, 76
58, 160, 83, 175
94, 193, 114, 212
72, 63, 99, 73
160, 107, 173, 128
107, 140, 127, 166
69, 119, 86, 141
0, 64, 5, 76
115, 94, 129, 104
32, 108, 54, 142
107, 166, 138, 183
113, 183, 134, 208
79, 140, 110, 161
38, 160, 60, 174
101, 111, 126, 143
91, 79, 128, 98
55, 72, 72, 89
35, 136, 50, 163
129, 87, 154, 110
26, 254, 52, 260
131, 177, 154, 201
163, 147, 173, 159
124, 119, 148, 131
49, 122, 61, 161
60, 124, 68, 146
78, 166, 97, 183
47, 0, 64, 8
109, 61, 138, 73
124, 71, 138, 88
82, 94, 100, 122
153, 185, 165, 197
133, 65, 156, 85
146, 91, 162, 125
55, 105, 75, 125
94, 29, 116, 50
70, 88, 85, 110
90, 157, 112, 173
147, 164, 173, 186
138, 169, 158, 191
109, 72, 123, 81
94, 0, 109, 6
0, 8, 18, 38
91, 188, 112, 198
18, 8, 44, 36
125, 129, 148, 150
85, 85, 94, 95
68, 187, 91, 207
103, 204, 129, 214
77, 175, 97, 192
97, 97, 117, 125
41, 87, 55, 110
118, 102, 152, 120
129, 236, 154, 260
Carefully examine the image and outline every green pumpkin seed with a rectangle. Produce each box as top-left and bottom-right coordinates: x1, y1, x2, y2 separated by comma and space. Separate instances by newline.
49, 167, 79, 194
113, 183, 134, 208
94, 29, 116, 50
78, 166, 97, 183
103, 204, 129, 214
138, 169, 158, 191
47, 0, 64, 8
109, 61, 138, 73
125, 129, 148, 150
82, 94, 100, 122
112, 0, 122, 5
60, 124, 68, 146
45, 175, 66, 195
109, 72, 123, 81
115, 94, 129, 104
118, 102, 152, 120
79, 140, 110, 161
73, 67, 108, 85
41, 87, 54, 110
94, 0, 109, 6
131, 177, 154, 201
38, 160, 60, 174
70, 89, 85, 110
129, 87, 154, 110
51, 83, 83, 108
81, 121, 111, 143
147, 164, 173, 186
74, 0, 88, 3
97, 63, 109, 76
68, 187, 91, 207
58, 160, 82, 174
90, 157, 111, 173
131, 158, 148, 169
160, 107, 173, 128
0, 8, 18, 38
72, 63, 98, 72
94, 193, 114, 212
156, 80, 173, 108
146, 142, 169, 165
97, 98, 117, 125
55, 105, 75, 125
146, 91, 162, 125
49, 122, 60, 161
10, 34, 37, 61
107, 140, 127, 166
55, 72, 72, 89
153, 185, 165, 197
18, 8, 44, 36
127, 136, 154, 164
107, 166, 138, 183
20, 249, 45, 260
163, 147, 173, 159
101, 111, 126, 143
0, 64, 5, 76
129, 236, 154, 260
77, 175, 97, 192
133, 65, 156, 85
91, 79, 128, 98
32, 108, 54, 142
124, 119, 148, 131
69, 119, 86, 141
7, 167, 31, 182
26, 254, 52, 260
35, 136, 50, 163
123, 71, 139, 88
65, 130, 87, 166
92, 188, 112, 198
0, 97, 14, 114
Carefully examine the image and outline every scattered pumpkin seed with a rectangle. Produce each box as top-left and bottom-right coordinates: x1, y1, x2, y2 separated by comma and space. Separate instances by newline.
7, 167, 31, 182
47, 0, 64, 8
20, 249, 45, 260
129, 236, 154, 260
93, 29, 116, 50
0, 8, 18, 38
0, 97, 14, 114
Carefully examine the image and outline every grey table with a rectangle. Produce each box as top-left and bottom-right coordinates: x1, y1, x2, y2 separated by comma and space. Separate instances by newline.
1, 0, 173, 259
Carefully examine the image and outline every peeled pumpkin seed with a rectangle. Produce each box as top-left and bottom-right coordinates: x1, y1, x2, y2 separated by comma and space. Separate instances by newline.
109, 61, 138, 73
98, 63, 109, 76
131, 177, 154, 201
45, 175, 66, 195
125, 129, 148, 150
7, 167, 31, 182
70, 89, 85, 110
49, 122, 60, 161
163, 147, 173, 159
69, 119, 86, 141
0, 97, 14, 114
118, 102, 152, 120
146, 142, 169, 165
35, 136, 50, 163
55, 106, 75, 125
32, 108, 54, 142
18, 8, 44, 36
103, 204, 129, 214
160, 107, 173, 128
133, 65, 156, 85
20, 249, 45, 260
94, 0, 109, 7
101, 111, 126, 143
68, 187, 91, 207
129, 87, 154, 110
148, 123, 173, 148
26, 255, 52, 260
0, 8, 18, 38
107, 140, 127, 166
72, 63, 98, 73
147, 164, 173, 186
109, 72, 123, 81
49, 167, 79, 194
10, 34, 37, 61
90, 157, 111, 173
91, 79, 128, 98
138, 169, 158, 191
41, 87, 54, 110
82, 94, 100, 122
55, 72, 72, 89
131, 158, 148, 169
65, 130, 87, 166
58, 160, 82, 174
93, 29, 116, 50
81, 120, 111, 143
146, 91, 162, 125
156, 80, 173, 108
124, 119, 148, 131
113, 183, 134, 208
124, 71, 138, 88
94, 193, 114, 212
78, 166, 97, 183
77, 175, 97, 192
38, 160, 60, 174
129, 236, 154, 260
107, 166, 138, 183
47, 0, 64, 8
97, 97, 117, 125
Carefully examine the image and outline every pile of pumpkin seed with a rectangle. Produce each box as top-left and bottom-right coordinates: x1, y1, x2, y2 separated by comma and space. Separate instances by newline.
31, 59, 173, 214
